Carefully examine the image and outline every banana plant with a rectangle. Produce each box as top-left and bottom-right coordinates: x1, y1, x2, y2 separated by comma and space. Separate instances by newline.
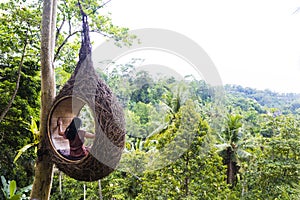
1, 176, 32, 200
216, 114, 253, 187
13, 117, 40, 163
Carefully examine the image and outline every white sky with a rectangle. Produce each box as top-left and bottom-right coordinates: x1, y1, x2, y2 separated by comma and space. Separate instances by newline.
95, 0, 300, 93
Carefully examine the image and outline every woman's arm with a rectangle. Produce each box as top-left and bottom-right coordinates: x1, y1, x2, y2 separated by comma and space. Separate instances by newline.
84, 132, 95, 138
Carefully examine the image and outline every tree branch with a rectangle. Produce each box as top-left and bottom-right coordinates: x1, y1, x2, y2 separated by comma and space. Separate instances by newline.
54, 30, 81, 61
53, 28, 117, 61
90, 29, 114, 38
88, 0, 112, 15
0, 37, 28, 122
55, 13, 65, 44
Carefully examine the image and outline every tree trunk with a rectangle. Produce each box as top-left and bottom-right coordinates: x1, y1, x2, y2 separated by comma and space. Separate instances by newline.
83, 184, 86, 200
59, 171, 62, 196
226, 148, 234, 186
30, 0, 57, 199
184, 152, 190, 197
98, 180, 103, 200
0, 38, 27, 122
227, 160, 234, 185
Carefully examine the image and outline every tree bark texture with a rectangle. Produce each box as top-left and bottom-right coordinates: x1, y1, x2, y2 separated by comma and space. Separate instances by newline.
98, 180, 103, 200
30, 0, 57, 199
226, 147, 237, 187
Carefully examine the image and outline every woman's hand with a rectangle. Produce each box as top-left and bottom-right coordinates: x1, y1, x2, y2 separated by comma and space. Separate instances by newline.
57, 117, 63, 126
57, 117, 65, 136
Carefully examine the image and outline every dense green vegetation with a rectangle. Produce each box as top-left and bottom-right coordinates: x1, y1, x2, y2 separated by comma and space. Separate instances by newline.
1, 0, 300, 199
42, 67, 300, 199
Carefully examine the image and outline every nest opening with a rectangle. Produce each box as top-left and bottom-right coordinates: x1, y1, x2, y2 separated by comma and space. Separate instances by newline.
48, 95, 95, 162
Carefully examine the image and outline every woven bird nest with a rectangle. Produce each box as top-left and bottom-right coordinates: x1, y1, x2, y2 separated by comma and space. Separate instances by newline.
46, 7, 125, 181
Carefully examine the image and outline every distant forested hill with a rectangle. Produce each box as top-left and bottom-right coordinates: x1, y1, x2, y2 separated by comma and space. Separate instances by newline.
224, 84, 300, 114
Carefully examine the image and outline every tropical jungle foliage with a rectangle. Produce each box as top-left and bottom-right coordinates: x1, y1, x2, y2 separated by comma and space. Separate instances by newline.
1, 0, 300, 199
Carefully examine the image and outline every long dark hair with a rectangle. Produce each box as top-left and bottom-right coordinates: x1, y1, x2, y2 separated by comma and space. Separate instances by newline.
65, 117, 82, 141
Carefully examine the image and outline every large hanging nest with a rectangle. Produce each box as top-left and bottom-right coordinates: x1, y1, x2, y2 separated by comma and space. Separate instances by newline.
46, 3, 125, 181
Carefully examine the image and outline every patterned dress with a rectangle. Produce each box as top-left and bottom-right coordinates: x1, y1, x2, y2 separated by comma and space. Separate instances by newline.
67, 130, 88, 158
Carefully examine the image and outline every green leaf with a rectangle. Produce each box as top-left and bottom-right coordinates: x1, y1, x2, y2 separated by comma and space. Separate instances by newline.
9, 180, 17, 198
1, 176, 9, 198
18, 184, 32, 194
236, 149, 252, 159
1, 176, 7, 188
10, 194, 21, 200
215, 143, 231, 152
13, 143, 36, 163
29, 117, 39, 139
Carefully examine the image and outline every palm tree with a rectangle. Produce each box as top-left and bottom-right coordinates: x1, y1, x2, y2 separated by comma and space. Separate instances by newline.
216, 114, 252, 187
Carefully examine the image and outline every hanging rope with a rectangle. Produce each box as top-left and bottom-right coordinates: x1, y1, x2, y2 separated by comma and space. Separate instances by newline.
74, 0, 92, 75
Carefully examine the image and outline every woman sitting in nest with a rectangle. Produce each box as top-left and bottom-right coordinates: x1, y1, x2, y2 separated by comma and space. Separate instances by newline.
57, 117, 95, 158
